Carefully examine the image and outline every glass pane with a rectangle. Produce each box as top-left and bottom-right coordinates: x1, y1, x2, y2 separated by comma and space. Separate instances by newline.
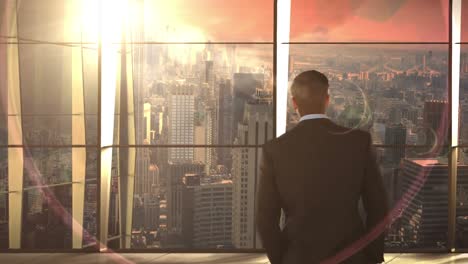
22, 147, 97, 188
377, 146, 449, 250
0, 193, 7, 249
460, 45, 468, 144
106, 146, 261, 249
22, 185, 72, 249
23, 148, 72, 188
462, 1, 468, 43
287, 44, 449, 147
0, 44, 8, 144
290, 0, 448, 42
0, 148, 7, 249
456, 147, 468, 248
112, 44, 274, 147
83, 178, 97, 247
128, 0, 273, 42
108, 147, 120, 247
17, 44, 97, 145
83, 148, 98, 247
17, 0, 98, 43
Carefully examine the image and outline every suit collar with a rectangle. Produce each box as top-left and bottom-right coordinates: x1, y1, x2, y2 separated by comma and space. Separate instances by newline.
299, 114, 329, 122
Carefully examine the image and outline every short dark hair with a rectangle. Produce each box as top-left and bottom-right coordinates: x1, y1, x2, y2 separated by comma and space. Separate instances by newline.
290, 70, 329, 109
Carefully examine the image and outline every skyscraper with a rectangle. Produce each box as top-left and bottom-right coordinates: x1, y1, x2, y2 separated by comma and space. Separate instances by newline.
423, 100, 448, 147
385, 123, 407, 165
193, 180, 233, 248
167, 163, 204, 234
218, 79, 233, 167
168, 84, 195, 163
232, 90, 273, 248
398, 159, 468, 248
232, 73, 265, 139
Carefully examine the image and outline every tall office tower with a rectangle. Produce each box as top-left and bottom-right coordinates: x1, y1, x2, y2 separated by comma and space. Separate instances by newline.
205, 106, 217, 170
167, 163, 204, 233
194, 107, 214, 174
205, 60, 215, 86
227, 44, 237, 76
232, 90, 273, 248
129, 0, 148, 205
179, 174, 201, 247
389, 107, 403, 124
134, 147, 151, 197
398, 159, 468, 247
385, 123, 407, 165
232, 73, 265, 139
142, 192, 160, 230
144, 102, 152, 142
218, 79, 233, 168
168, 84, 195, 163
193, 180, 233, 248
203, 54, 219, 169
423, 100, 448, 148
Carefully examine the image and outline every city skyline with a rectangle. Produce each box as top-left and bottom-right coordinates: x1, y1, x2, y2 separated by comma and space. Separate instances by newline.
1, 0, 468, 253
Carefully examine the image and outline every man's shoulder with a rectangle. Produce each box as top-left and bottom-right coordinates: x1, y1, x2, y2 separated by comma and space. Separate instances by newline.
327, 120, 371, 142
263, 121, 371, 150
262, 128, 294, 152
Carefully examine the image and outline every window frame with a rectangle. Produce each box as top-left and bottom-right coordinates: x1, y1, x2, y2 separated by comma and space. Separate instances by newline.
0, 0, 466, 254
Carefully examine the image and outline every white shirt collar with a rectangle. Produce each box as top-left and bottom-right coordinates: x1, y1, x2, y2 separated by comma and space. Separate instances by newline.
299, 114, 329, 122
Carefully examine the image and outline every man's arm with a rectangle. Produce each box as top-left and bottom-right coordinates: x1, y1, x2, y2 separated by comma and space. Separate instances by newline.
256, 145, 283, 264
362, 133, 389, 263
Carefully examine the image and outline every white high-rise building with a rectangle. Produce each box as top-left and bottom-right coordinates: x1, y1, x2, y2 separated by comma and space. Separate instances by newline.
231, 92, 273, 248
168, 83, 195, 162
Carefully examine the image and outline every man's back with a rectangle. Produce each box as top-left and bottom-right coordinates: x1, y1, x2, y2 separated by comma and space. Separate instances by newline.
256, 118, 389, 264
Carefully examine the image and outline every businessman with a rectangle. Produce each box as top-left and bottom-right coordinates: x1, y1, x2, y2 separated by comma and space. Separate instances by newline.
256, 70, 389, 264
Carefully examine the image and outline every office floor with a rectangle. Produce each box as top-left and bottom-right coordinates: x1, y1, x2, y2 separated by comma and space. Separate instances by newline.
0, 253, 467, 264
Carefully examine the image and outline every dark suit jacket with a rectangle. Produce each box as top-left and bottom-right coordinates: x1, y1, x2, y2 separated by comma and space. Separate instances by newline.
256, 118, 389, 264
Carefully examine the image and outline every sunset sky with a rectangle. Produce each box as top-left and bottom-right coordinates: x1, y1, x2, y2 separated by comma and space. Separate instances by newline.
1, 0, 467, 43
143, 0, 468, 43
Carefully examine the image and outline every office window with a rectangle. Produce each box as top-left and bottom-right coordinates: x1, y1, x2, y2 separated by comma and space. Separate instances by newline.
0, 0, 466, 253
456, 1, 468, 249
459, 45, 468, 144
0, 148, 7, 249
286, 0, 451, 251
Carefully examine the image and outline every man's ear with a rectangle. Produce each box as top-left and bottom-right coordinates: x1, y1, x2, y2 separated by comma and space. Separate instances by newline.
324, 94, 330, 109
292, 96, 298, 111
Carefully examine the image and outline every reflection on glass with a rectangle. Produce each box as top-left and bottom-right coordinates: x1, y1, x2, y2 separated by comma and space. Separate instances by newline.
22, 185, 72, 249
16, 44, 97, 145
17, 0, 98, 43
376, 146, 449, 249
459, 45, 468, 144
290, 0, 448, 42
287, 45, 449, 148
23, 148, 72, 188
456, 148, 468, 248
